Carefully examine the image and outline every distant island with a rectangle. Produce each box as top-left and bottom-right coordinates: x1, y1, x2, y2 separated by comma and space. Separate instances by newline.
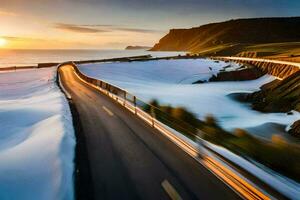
125, 46, 151, 50
151, 17, 300, 60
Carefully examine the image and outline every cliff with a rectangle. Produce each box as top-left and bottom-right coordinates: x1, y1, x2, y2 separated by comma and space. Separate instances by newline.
151, 17, 300, 56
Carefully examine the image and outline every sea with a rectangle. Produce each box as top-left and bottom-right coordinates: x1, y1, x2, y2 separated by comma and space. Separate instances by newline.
0, 49, 183, 68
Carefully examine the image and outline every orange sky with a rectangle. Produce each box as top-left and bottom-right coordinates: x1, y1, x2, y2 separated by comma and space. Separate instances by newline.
0, 6, 165, 49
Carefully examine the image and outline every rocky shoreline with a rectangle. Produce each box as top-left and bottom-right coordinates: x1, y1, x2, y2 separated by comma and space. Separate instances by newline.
198, 63, 300, 139
246, 70, 300, 138
209, 64, 264, 82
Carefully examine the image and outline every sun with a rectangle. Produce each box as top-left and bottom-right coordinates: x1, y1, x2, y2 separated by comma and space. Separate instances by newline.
0, 38, 7, 47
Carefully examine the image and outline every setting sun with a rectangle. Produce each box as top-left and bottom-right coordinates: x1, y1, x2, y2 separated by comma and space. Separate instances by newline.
0, 38, 7, 47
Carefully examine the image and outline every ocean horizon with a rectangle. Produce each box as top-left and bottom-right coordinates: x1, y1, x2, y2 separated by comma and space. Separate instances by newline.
0, 49, 183, 68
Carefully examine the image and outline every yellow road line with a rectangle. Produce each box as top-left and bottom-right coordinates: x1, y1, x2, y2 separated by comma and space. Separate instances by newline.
102, 106, 114, 116
161, 180, 182, 200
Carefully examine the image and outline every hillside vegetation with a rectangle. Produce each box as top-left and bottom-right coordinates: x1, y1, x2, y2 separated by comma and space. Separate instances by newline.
151, 17, 300, 59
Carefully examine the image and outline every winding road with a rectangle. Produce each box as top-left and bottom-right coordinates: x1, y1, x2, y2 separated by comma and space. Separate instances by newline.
59, 65, 241, 200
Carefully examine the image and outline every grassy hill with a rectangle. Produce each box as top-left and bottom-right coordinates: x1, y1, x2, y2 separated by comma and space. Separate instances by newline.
151, 17, 300, 59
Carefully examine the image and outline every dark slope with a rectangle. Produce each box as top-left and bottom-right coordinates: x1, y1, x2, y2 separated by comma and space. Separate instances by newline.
247, 71, 300, 137
249, 70, 300, 113
151, 17, 300, 55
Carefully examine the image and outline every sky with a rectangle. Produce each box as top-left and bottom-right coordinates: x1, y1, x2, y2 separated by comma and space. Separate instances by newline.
0, 0, 299, 49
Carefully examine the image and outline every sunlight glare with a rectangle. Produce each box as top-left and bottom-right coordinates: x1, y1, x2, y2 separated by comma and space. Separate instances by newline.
0, 38, 7, 47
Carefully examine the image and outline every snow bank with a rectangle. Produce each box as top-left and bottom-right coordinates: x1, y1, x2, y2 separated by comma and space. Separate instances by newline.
79, 59, 235, 85
0, 68, 75, 200
78, 59, 300, 139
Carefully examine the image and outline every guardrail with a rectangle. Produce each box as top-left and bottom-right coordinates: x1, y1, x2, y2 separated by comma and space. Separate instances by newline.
214, 56, 300, 79
217, 56, 300, 68
57, 61, 279, 200
56, 63, 72, 100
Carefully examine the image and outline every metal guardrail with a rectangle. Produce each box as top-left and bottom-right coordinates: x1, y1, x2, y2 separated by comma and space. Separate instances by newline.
216, 56, 300, 68
57, 61, 277, 200
214, 56, 300, 80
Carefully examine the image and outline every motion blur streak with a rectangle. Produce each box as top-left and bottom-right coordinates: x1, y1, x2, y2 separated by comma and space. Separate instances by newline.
204, 157, 270, 200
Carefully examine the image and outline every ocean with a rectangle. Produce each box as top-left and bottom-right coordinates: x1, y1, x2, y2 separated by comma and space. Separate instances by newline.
0, 49, 183, 68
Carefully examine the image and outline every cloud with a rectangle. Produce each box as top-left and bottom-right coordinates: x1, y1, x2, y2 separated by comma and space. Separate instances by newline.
2, 36, 46, 42
78, 24, 115, 27
53, 23, 109, 33
0, 10, 18, 16
116, 27, 163, 33
53, 22, 162, 34
1, 35, 94, 48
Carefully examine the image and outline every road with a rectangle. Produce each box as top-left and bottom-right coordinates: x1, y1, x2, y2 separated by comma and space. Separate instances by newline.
59, 65, 241, 200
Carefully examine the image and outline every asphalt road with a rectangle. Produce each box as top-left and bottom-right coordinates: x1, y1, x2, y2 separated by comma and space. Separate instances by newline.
59, 65, 241, 200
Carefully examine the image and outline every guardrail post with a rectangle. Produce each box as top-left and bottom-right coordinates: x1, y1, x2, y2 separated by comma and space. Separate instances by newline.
134, 96, 137, 114
124, 91, 126, 106
150, 107, 155, 127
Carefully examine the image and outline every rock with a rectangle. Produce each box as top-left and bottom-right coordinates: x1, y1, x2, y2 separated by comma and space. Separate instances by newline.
288, 120, 300, 138
247, 70, 300, 113
209, 67, 264, 82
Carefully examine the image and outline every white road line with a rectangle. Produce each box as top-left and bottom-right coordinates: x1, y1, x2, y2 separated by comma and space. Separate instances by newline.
102, 106, 114, 116
161, 180, 182, 200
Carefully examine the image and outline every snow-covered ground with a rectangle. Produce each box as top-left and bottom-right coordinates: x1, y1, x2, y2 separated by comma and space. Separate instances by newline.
79, 59, 300, 139
0, 68, 75, 199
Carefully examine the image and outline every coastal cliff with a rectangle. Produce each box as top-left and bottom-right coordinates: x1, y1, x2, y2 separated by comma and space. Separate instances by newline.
151, 17, 300, 57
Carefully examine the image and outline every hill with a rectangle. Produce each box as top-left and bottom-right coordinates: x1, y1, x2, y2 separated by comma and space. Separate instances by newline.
151, 17, 300, 58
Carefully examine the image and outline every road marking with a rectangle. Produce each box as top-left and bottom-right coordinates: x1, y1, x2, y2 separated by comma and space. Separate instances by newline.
161, 180, 182, 200
102, 106, 114, 116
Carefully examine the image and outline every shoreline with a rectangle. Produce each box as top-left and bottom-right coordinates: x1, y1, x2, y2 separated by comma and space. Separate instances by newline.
0, 54, 203, 72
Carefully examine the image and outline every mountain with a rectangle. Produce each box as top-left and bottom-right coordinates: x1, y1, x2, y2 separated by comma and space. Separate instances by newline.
125, 46, 151, 50
151, 17, 300, 57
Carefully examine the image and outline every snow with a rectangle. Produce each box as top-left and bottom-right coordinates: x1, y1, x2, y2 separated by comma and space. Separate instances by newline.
79, 59, 236, 84
0, 67, 75, 200
78, 58, 300, 137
